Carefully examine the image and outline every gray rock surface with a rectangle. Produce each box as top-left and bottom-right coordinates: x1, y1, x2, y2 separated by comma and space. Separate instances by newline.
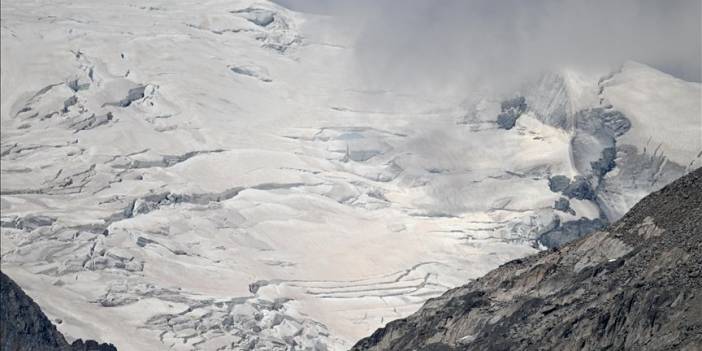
562, 176, 596, 200
548, 175, 597, 201
0, 271, 117, 351
353, 168, 702, 351
548, 175, 571, 193
496, 96, 527, 130
553, 197, 573, 214
538, 217, 606, 249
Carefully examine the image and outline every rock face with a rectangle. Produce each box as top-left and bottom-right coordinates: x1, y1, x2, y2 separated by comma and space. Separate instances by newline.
0, 271, 117, 351
496, 96, 527, 129
353, 168, 702, 351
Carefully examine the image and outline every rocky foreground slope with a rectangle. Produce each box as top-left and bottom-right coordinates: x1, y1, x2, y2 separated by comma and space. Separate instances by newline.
0, 271, 116, 351
354, 168, 702, 351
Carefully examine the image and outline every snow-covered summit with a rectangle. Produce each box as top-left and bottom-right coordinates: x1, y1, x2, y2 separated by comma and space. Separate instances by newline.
601, 61, 701, 167
518, 61, 700, 223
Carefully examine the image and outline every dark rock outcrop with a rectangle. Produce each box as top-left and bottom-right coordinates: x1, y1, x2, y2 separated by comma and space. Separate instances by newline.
354, 168, 702, 351
548, 175, 597, 201
553, 197, 573, 215
537, 217, 606, 249
590, 146, 616, 178
496, 96, 527, 130
562, 176, 596, 200
0, 271, 117, 351
547, 175, 570, 193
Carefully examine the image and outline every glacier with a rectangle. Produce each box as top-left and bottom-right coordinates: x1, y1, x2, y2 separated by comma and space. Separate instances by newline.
1, 0, 700, 350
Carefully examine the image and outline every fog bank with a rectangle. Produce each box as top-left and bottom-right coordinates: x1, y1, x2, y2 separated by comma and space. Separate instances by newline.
277, 0, 701, 94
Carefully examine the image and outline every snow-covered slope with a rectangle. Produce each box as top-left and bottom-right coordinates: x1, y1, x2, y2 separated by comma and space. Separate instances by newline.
594, 62, 702, 218
602, 61, 701, 167
1, 0, 699, 350
523, 63, 701, 227
525, 70, 601, 130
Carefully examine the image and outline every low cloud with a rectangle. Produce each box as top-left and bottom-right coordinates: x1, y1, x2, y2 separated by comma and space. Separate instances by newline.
278, 0, 701, 94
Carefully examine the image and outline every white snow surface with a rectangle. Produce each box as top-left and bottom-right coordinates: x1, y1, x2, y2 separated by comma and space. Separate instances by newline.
1, 1, 699, 350
601, 61, 702, 167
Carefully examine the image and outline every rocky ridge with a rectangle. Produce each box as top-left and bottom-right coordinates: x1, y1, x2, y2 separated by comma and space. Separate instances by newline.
353, 167, 702, 351
0, 271, 117, 351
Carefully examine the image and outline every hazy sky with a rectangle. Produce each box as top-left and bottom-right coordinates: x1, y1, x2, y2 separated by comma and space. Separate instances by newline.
276, 0, 701, 94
